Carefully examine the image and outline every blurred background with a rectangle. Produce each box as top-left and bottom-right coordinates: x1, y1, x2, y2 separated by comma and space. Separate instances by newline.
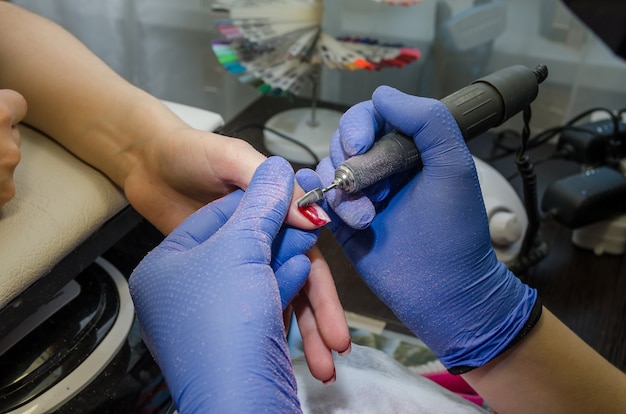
10, 0, 626, 132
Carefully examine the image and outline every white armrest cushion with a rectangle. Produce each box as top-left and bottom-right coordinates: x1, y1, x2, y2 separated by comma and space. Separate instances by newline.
161, 100, 224, 132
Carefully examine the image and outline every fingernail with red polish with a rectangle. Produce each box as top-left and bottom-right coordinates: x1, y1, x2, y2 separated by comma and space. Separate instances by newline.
338, 342, 352, 357
323, 369, 336, 385
297, 203, 331, 226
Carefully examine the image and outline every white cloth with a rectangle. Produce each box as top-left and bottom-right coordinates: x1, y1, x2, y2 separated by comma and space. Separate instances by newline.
294, 344, 488, 413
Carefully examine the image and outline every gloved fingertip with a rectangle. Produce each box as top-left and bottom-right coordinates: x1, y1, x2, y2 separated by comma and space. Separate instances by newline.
372, 86, 444, 122
329, 193, 375, 230
295, 168, 323, 192
160, 190, 244, 252
329, 130, 346, 166
315, 157, 336, 187
339, 101, 377, 156
372, 87, 450, 141
371, 85, 400, 102
236, 156, 294, 231
260, 156, 295, 181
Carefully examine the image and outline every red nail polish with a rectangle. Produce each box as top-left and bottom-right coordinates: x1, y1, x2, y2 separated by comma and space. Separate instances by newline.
297, 204, 330, 226
338, 342, 352, 357
323, 369, 336, 385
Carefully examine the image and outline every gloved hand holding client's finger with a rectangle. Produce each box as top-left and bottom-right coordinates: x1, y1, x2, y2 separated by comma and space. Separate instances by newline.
130, 156, 316, 413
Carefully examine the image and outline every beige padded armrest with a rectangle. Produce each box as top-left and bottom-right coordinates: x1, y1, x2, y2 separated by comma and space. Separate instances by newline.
0, 102, 224, 309
0, 126, 128, 308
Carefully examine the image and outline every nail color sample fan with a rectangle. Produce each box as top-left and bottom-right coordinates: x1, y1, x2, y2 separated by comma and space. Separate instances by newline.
211, 0, 422, 164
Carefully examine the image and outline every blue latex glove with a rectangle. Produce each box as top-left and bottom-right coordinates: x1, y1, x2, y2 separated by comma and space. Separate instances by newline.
296, 86, 539, 373
321, 100, 390, 230
130, 157, 316, 413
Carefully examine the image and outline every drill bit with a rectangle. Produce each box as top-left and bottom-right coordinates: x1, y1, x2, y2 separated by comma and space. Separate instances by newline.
297, 182, 338, 207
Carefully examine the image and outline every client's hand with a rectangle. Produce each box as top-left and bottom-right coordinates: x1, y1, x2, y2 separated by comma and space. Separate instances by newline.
0, 89, 26, 207
297, 86, 539, 373
130, 157, 315, 413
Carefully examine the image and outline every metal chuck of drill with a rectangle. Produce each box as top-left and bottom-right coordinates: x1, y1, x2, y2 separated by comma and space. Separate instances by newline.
297, 64, 548, 207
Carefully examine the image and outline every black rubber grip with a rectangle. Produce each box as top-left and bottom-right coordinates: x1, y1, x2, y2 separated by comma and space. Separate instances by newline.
442, 65, 539, 140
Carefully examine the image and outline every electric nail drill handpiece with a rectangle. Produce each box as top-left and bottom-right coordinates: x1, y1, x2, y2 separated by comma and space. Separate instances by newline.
297, 64, 548, 207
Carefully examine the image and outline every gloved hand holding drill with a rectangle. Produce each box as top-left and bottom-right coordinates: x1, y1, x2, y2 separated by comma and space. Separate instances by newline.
296, 86, 540, 373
